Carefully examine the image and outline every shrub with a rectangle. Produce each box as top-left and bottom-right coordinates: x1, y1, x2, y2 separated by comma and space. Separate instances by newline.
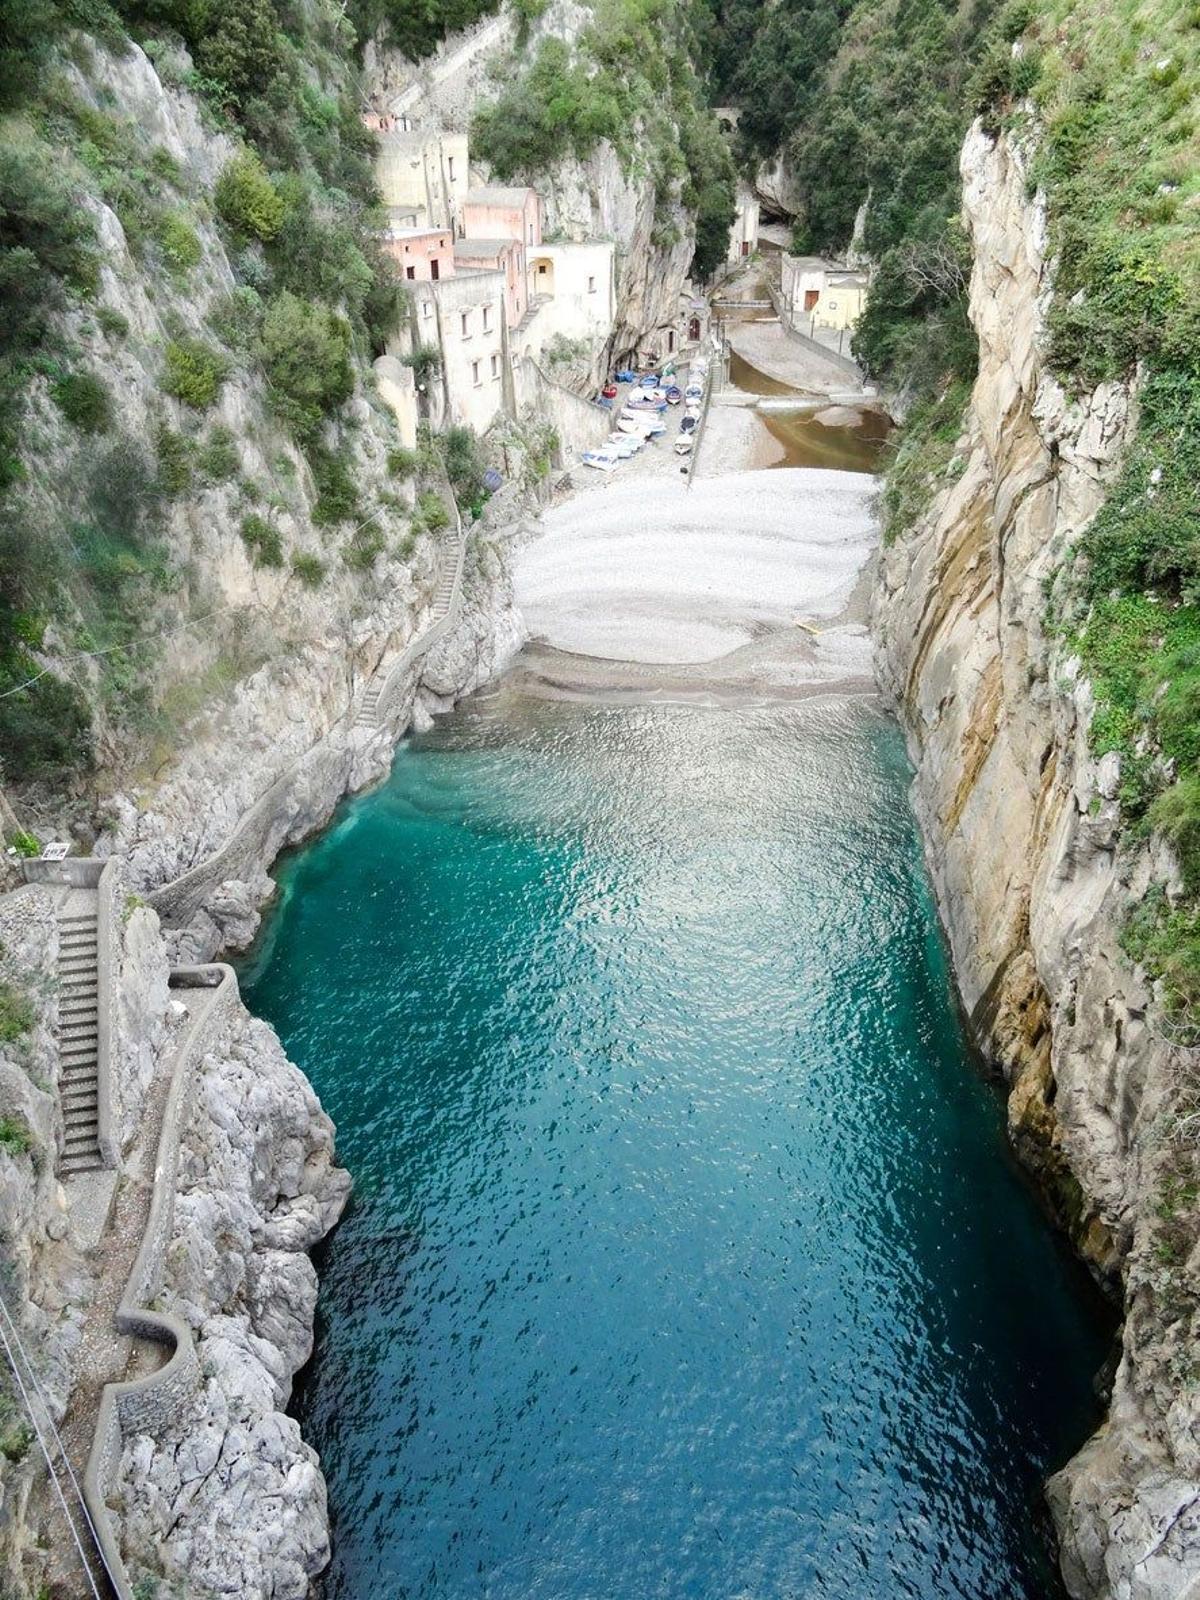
209, 285, 264, 353
291, 552, 326, 587
162, 338, 228, 408
96, 306, 129, 337
240, 512, 283, 566
470, 37, 623, 178
387, 446, 418, 479
259, 292, 353, 435
0, 984, 32, 1044
156, 425, 192, 494
197, 425, 239, 482
156, 211, 202, 273
417, 489, 450, 531
344, 529, 385, 570
194, 0, 283, 97
309, 445, 359, 525
7, 830, 39, 858
214, 151, 285, 241
0, 1419, 32, 1461
403, 345, 442, 386
52, 371, 111, 433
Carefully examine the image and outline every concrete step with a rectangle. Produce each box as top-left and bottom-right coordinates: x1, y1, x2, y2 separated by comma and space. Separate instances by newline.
60, 1001, 99, 1020
61, 1154, 104, 1175
62, 1091, 98, 1111
61, 1062, 98, 1080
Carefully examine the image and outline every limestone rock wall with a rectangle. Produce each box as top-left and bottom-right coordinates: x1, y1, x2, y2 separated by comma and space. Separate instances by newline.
116, 1002, 350, 1600
873, 120, 1200, 1599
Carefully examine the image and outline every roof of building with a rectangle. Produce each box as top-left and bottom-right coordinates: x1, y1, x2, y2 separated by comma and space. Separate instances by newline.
465, 185, 537, 207
454, 237, 518, 258
384, 225, 450, 240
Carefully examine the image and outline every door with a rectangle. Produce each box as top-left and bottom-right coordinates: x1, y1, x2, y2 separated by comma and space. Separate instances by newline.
804, 289, 819, 312
741, 240, 750, 257
689, 317, 701, 342
431, 258, 440, 280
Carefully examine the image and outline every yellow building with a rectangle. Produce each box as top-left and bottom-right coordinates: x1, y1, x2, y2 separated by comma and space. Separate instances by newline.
781, 255, 870, 334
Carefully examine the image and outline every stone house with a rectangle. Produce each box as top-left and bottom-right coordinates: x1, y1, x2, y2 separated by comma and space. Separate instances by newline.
404, 273, 509, 434
373, 126, 470, 234
781, 255, 870, 334
453, 237, 528, 329
461, 186, 543, 249
380, 226, 455, 282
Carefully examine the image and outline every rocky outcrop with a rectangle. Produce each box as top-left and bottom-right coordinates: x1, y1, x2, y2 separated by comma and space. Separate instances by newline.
874, 121, 1200, 1598
116, 1003, 349, 1600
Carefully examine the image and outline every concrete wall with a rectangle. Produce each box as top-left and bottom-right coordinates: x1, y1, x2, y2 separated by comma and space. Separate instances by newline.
515, 358, 611, 457
373, 354, 419, 449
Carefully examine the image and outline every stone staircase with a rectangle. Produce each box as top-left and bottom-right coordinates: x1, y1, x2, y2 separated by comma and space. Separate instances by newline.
57, 900, 104, 1175
354, 531, 462, 729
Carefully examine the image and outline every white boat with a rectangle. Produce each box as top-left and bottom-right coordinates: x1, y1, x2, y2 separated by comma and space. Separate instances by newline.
606, 434, 641, 457
674, 436, 694, 455
581, 448, 620, 471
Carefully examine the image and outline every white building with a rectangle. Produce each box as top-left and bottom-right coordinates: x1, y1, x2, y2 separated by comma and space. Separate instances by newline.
519, 241, 616, 361
727, 180, 760, 264
403, 273, 509, 433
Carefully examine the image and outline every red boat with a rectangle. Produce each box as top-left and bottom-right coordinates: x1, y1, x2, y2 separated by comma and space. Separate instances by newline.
601, 382, 619, 399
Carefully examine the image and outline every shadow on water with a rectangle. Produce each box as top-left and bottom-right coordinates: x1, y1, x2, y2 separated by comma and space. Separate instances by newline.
727, 345, 892, 474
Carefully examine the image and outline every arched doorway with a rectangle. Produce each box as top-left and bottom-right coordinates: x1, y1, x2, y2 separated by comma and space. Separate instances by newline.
531, 256, 555, 297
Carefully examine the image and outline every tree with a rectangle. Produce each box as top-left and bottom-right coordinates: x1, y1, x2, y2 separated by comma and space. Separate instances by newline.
259, 291, 353, 436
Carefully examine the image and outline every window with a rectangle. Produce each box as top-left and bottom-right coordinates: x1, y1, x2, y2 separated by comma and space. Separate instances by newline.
668, 329, 675, 353
472, 360, 481, 387
430, 258, 439, 281
404, 243, 411, 253
461, 311, 470, 337
406, 265, 415, 280
491, 354, 500, 381
447, 156, 455, 180
482, 306, 491, 332
422, 300, 433, 318
827, 300, 839, 311
588, 275, 596, 293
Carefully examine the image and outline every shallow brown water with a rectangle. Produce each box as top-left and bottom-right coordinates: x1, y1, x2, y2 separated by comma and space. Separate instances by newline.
728, 346, 891, 474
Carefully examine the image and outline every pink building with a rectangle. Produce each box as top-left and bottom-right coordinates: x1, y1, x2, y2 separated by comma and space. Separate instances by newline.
454, 237, 528, 329
380, 226, 455, 282
461, 186, 543, 249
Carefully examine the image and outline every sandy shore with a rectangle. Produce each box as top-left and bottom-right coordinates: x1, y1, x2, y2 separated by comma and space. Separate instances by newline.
514, 466, 879, 690
512, 315, 883, 703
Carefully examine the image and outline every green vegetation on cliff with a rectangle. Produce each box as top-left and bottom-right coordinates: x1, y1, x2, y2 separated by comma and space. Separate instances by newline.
0, 0, 415, 792
1014, 0, 1200, 1024
471, 0, 736, 281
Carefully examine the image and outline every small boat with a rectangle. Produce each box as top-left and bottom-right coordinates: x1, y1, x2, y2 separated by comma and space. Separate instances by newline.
640, 372, 660, 387
679, 414, 698, 433
606, 434, 641, 457
615, 368, 637, 383
581, 448, 620, 471
665, 386, 682, 405
626, 395, 667, 413
674, 436, 694, 456
684, 383, 704, 399
601, 382, 619, 399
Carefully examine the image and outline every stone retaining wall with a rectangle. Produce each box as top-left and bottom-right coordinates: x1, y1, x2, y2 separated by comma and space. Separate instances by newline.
83, 963, 239, 1600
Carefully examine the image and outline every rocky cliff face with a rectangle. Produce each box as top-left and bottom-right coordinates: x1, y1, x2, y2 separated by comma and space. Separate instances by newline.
117, 1003, 350, 1600
874, 121, 1200, 1599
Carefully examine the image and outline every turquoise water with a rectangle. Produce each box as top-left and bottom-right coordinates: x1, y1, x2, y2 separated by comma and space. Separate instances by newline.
241, 688, 1110, 1600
